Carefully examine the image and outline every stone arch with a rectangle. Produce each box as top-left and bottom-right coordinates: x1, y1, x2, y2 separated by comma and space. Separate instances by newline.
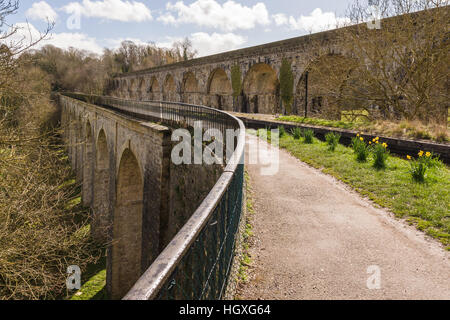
82, 120, 94, 207
148, 76, 161, 101
137, 78, 145, 101
76, 115, 83, 181
207, 68, 233, 111
111, 148, 144, 299
68, 112, 77, 170
295, 54, 354, 119
163, 74, 177, 101
93, 129, 111, 242
121, 79, 128, 98
243, 63, 280, 114
129, 78, 138, 99
181, 72, 199, 104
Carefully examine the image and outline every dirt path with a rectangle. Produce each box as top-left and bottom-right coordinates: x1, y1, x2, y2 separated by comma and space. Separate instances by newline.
239, 134, 450, 300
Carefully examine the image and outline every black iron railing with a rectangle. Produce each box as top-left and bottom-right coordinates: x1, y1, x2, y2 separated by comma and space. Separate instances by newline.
62, 93, 246, 300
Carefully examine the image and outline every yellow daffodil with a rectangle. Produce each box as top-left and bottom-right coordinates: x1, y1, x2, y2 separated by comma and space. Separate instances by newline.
426, 152, 431, 158
407, 155, 411, 160
382, 143, 388, 148
360, 137, 364, 141
376, 141, 379, 144
369, 141, 372, 145
418, 151, 424, 157
357, 133, 360, 137
375, 137, 379, 141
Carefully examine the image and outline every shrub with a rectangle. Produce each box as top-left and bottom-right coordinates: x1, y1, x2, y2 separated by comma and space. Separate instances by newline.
325, 132, 341, 152
291, 127, 302, 140
304, 129, 314, 144
351, 135, 369, 162
371, 141, 389, 169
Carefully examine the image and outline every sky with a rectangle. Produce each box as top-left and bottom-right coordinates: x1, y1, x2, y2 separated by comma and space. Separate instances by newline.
5, 0, 356, 57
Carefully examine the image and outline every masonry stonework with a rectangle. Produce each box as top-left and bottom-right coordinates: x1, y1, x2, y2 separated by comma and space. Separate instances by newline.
60, 95, 224, 299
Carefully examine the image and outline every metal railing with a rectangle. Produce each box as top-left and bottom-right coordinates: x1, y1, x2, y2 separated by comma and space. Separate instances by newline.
62, 93, 246, 300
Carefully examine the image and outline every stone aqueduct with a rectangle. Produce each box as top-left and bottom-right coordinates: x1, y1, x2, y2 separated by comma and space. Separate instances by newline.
109, 29, 350, 116
60, 95, 225, 299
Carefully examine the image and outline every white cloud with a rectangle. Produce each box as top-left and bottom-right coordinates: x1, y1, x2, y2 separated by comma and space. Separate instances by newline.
158, 0, 270, 32
273, 8, 350, 33
62, 0, 152, 22
25, 1, 58, 23
7, 22, 104, 54
156, 32, 246, 57
190, 32, 246, 56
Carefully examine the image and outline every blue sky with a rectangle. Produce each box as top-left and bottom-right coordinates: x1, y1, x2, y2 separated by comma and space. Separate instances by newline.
7, 0, 355, 56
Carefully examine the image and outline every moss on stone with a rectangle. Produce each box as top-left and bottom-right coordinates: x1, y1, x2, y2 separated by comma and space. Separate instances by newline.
231, 65, 242, 97
280, 59, 294, 114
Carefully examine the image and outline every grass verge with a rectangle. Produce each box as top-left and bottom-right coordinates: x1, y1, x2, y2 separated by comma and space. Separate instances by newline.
253, 129, 450, 250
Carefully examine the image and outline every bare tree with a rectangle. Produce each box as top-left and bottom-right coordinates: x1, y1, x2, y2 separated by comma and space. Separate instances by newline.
173, 37, 198, 61
0, 2, 104, 300
307, 0, 449, 124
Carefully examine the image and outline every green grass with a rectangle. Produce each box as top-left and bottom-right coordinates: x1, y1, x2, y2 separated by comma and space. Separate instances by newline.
69, 255, 107, 300
254, 129, 450, 250
278, 115, 359, 130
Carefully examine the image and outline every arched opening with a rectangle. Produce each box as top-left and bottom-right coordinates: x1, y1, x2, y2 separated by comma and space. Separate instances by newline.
181, 72, 199, 104
93, 129, 111, 242
137, 78, 145, 101
207, 68, 232, 111
163, 74, 177, 101
243, 63, 280, 114
111, 149, 144, 300
76, 116, 83, 181
69, 113, 77, 170
82, 121, 94, 207
148, 76, 161, 101
295, 54, 353, 120
121, 80, 128, 98
129, 79, 137, 99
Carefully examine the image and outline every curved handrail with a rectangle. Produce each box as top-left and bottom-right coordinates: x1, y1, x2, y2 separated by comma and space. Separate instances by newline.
61, 93, 246, 300
123, 104, 245, 300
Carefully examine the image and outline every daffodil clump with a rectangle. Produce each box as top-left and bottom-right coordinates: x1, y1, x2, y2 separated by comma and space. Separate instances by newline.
351, 133, 370, 162
407, 150, 443, 182
370, 137, 389, 169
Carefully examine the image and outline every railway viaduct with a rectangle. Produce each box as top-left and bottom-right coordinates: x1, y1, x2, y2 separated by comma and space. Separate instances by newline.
109, 28, 351, 117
